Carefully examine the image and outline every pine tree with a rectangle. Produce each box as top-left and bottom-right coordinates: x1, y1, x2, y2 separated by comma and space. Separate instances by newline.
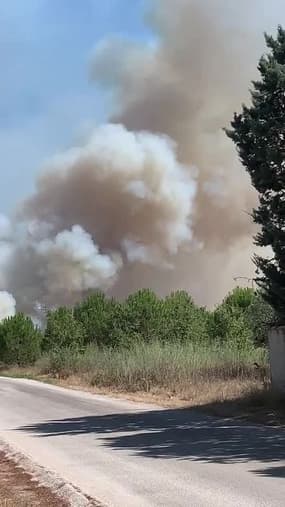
227, 26, 285, 322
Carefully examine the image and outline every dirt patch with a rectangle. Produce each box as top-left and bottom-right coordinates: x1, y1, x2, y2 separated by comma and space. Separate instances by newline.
0, 451, 69, 506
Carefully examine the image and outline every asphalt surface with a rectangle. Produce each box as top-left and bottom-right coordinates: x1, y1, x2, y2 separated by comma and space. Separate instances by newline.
0, 377, 284, 507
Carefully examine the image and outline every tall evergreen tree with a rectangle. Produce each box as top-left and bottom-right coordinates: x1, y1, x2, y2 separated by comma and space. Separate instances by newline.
227, 26, 285, 323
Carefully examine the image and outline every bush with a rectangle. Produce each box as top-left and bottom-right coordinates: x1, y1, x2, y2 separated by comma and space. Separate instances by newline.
212, 287, 275, 346
74, 291, 117, 346
160, 291, 209, 342
0, 313, 42, 366
208, 307, 254, 350
245, 293, 276, 345
37, 348, 79, 379
43, 307, 86, 351
223, 287, 256, 311
118, 289, 163, 343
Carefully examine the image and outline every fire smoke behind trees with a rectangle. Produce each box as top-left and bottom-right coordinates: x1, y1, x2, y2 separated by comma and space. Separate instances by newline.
90, 0, 266, 302
0, 0, 282, 314
0, 127, 196, 314
0, 291, 16, 321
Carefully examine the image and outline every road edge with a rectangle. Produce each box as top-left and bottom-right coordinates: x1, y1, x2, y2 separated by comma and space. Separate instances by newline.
0, 438, 103, 507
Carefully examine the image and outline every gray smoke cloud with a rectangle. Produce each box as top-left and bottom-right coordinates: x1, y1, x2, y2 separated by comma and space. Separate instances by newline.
0, 216, 122, 314
0, 125, 196, 315
90, 0, 266, 303
0, 0, 282, 313
0, 291, 16, 321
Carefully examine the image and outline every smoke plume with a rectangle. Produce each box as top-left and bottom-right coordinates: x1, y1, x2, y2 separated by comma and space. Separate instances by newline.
0, 291, 16, 321
90, 0, 264, 303
0, 0, 281, 314
0, 126, 196, 315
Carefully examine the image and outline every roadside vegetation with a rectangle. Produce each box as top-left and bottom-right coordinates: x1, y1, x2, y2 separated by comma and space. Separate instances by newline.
0, 287, 274, 406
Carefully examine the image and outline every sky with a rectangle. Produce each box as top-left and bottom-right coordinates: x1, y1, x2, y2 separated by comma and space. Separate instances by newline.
0, 0, 150, 212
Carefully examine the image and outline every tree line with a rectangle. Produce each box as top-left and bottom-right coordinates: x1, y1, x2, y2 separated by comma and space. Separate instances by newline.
0, 287, 274, 366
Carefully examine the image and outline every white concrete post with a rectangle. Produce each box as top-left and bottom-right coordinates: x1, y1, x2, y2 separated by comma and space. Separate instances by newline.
268, 326, 285, 394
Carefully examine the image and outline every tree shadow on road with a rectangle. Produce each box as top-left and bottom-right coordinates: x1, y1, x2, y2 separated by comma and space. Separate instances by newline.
17, 401, 285, 478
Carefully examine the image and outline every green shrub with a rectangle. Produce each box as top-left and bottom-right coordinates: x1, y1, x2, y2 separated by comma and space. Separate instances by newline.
0, 313, 42, 366
74, 291, 117, 346
160, 291, 209, 342
245, 293, 276, 345
43, 307, 85, 351
213, 287, 275, 346
208, 304, 254, 350
118, 289, 163, 343
223, 287, 256, 310
37, 348, 79, 378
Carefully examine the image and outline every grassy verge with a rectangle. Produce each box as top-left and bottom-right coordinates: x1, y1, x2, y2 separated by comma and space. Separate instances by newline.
3, 341, 284, 424
2, 341, 270, 408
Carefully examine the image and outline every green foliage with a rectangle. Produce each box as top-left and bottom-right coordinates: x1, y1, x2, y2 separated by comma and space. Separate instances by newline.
245, 293, 276, 345
74, 291, 117, 346
109, 290, 209, 346
44, 307, 86, 351
209, 288, 254, 349
226, 26, 285, 321
160, 291, 209, 342
37, 341, 268, 390
0, 313, 42, 366
117, 289, 163, 343
209, 287, 275, 346
37, 348, 79, 378
1, 286, 273, 369
208, 305, 254, 350
223, 287, 256, 310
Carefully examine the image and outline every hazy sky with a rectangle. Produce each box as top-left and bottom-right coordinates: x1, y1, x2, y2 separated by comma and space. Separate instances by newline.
0, 0, 150, 211
0, 0, 285, 213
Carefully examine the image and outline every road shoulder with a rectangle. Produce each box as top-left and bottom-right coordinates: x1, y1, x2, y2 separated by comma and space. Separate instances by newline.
0, 439, 100, 507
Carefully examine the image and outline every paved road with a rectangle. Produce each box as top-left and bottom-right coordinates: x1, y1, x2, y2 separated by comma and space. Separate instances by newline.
0, 377, 285, 507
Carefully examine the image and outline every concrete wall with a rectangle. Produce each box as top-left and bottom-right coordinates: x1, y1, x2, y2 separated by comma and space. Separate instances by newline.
268, 326, 285, 394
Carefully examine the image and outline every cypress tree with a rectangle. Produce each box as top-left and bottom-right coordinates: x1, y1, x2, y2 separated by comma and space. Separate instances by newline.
227, 26, 285, 323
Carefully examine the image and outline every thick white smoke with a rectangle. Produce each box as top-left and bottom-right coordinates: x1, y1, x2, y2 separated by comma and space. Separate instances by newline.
0, 291, 16, 321
22, 123, 196, 257
0, 125, 196, 313
35, 225, 120, 294
89, 0, 276, 303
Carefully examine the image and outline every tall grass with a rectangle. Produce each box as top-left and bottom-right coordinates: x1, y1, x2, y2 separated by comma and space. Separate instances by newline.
36, 341, 268, 398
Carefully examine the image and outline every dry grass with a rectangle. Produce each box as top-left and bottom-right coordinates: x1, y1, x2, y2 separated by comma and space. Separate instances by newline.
37, 341, 268, 382
2, 341, 276, 422
30, 341, 268, 407
52, 374, 263, 409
